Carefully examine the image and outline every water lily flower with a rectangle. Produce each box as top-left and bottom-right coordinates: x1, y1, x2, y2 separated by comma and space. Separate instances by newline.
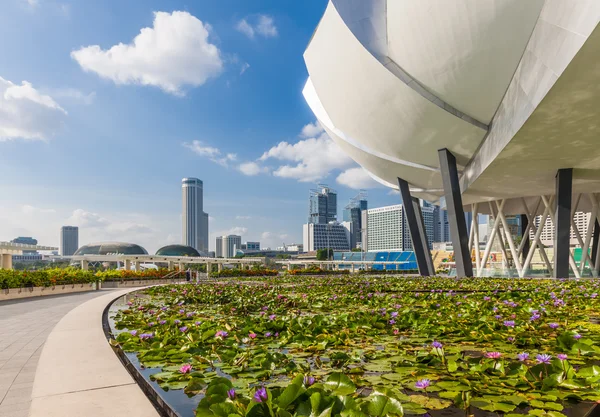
148, 322, 155, 327
389, 319, 396, 325
507, 337, 514, 342
517, 352, 529, 361
179, 309, 185, 314
179, 363, 192, 373
159, 320, 167, 325
548, 323, 559, 329
390, 311, 398, 318
139, 333, 154, 340
574, 333, 582, 340
536, 354, 552, 364
503, 320, 515, 327
483, 296, 491, 301
179, 326, 188, 333
304, 375, 315, 387
254, 387, 268, 403
557, 354, 568, 361
174, 319, 181, 325
485, 352, 502, 359
431, 341, 443, 349
415, 379, 431, 389
268, 314, 276, 320
265, 332, 272, 337
215, 330, 228, 338
130, 330, 138, 336
227, 388, 236, 400
530, 313, 541, 321
249, 332, 257, 339
393, 329, 400, 335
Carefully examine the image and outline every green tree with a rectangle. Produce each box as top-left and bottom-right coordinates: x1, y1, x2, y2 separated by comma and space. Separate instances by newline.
316, 248, 333, 260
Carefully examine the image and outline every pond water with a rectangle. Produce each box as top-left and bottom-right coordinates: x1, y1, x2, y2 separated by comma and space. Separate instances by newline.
106, 288, 600, 417
107, 292, 201, 417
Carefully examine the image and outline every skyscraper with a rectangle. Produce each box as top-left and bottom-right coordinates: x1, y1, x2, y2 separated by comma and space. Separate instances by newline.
343, 191, 368, 249
60, 226, 79, 256
309, 185, 337, 224
182, 178, 209, 252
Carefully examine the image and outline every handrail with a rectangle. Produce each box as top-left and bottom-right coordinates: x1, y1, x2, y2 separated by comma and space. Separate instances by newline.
162, 269, 183, 280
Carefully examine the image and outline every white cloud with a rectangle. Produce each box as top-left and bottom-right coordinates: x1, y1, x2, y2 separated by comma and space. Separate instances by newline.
71, 11, 224, 96
21, 204, 56, 214
236, 14, 278, 39
336, 167, 381, 190
68, 208, 108, 228
236, 215, 251, 220
261, 231, 273, 240
49, 88, 96, 105
68, 208, 153, 238
0, 76, 67, 141
240, 62, 250, 75
300, 121, 323, 138
238, 161, 269, 176
23, 0, 38, 8
387, 189, 400, 196
260, 130, 353, 182
183, 140, 237, 167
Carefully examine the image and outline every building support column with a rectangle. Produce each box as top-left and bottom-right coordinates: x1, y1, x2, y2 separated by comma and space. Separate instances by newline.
81, 260, 89, 271
554, 168, 573, 278
592, 220, 600, 267
397, 177, 434, 276
134, 261, 141, 272
520, 214, 530, 264
1, 254, 13, 270
218, 263, 223, 272
124, 259, 131, 271
168, 261, 174, 271
438, 148, 473, 277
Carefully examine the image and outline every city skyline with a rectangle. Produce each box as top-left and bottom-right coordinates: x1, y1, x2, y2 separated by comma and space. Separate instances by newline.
0, 0, 406, 253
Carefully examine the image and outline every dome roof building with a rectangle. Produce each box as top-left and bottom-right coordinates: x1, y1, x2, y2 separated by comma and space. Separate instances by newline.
155, 245, 202, 257
73, 242, 148, 256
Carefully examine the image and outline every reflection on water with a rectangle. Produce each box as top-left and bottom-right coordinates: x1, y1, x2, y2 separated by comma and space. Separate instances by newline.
107, 291, 201, 417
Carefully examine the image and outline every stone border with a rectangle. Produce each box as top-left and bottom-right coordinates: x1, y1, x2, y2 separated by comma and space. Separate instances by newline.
103, 293, 182, 417
0, 283, 98, 301
101, 278, 183, 288
29, 288, 162, 417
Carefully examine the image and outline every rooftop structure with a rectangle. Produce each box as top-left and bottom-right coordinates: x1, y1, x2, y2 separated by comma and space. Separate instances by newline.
309, 184, 337, 225
303, 1, 600, 278
182, 178, 209, 252
155, 245, 202, 257
73, 242, 148, 256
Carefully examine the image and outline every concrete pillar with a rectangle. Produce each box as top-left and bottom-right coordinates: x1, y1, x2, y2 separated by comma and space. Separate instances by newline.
397, 177, 434, 276
206, 263, 212, 274
134, 261, 141, 272
168, 261, 174, 270
81, 260, 89, 271
178, 263, 184, 271
124, 259, 131, 271
520, 214, 530, 264
554, 168, 573, 278
351, 263, 355, 273
1, 254, 13, 270
438, 148, 473, 277
592, 220, 600, 266
218, 263, 223, 272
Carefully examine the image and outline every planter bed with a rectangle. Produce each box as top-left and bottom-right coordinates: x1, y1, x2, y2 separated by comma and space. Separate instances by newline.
0, 282, 97, 301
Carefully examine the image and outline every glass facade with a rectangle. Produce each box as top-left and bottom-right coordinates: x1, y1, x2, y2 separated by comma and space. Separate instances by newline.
155, 245, 201, 257
74, 242, 148, 256
309, 185, 337, 224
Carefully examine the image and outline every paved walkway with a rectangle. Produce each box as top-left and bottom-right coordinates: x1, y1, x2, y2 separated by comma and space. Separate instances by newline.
0, 290, 114, 417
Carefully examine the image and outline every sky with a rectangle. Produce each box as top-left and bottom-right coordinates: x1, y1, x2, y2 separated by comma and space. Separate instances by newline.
0, 0, 405, 253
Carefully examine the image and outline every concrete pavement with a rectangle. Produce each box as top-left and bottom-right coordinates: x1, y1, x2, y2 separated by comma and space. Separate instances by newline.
0, 290, 112, 417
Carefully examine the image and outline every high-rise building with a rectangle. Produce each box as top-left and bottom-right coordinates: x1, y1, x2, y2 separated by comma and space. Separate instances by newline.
303, 222, 351, 252
221, 235, 242, 258
11, 237, 38, 254
364, 205, 405, 252
309, 185, 337, 224
343, 191, 368, 249
215, 236, 223, 258
531, 212, 590, 246
182, 178, 209, 252
241, 242, 260, 251
60, 226, 79, 256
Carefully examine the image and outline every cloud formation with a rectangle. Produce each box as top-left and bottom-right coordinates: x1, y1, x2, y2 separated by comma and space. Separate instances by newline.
71, 11, 224, 95
183, 140, 237, 167
0, 76, 67, 141
236, 15, 278, 39
238, 161, 268, 176
336, 167, 381, 190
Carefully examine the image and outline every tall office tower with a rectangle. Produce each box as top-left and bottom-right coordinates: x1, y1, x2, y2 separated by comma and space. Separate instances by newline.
419, 200, 436, 249
343, 191, 368, 248
309, 185, 337, 224
303, 222, 352, 252
222, 235, 242, 258
60, 226, 79, 256
215, 236, 223, 258
364, 205, 405, 252
182, 178, 209, 252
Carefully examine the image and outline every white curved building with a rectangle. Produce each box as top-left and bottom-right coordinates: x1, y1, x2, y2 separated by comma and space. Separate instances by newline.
304, 0, 600, 278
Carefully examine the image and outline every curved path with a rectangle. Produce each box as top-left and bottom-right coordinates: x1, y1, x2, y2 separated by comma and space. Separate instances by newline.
0, 290, 115, 417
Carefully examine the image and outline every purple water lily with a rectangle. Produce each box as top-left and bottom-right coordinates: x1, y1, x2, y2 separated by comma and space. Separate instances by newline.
431, 341, 443, 349
557, 354, 568, 361
304, 375, 315, 387
548, 323, 559, 329
179, 326, 188, 333
130, 330, 138, 336
574, 333, 582, 340
536, 354, 552, 364
139, 333, 154, 340
159, 320, 167, 325
254, 387, 268, 403
227, 388, 236, 400
215, 330, 228, 338
503, 320, 515, 327
415, 379, 431, 390
517, 352, 529, 361
485, 352, 502, 359
180, 364, 192, 374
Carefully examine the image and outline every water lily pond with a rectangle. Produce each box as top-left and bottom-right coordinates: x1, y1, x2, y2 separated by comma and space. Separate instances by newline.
109, 276, 600, 417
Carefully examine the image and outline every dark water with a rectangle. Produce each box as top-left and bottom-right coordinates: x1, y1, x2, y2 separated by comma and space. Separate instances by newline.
107, 292, 201, 417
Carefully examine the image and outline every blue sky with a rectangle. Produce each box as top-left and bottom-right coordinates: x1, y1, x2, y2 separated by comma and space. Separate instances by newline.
0, 0, 403, 253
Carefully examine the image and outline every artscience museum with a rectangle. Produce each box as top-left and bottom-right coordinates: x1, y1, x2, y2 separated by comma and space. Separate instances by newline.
303, 0, 600, 278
